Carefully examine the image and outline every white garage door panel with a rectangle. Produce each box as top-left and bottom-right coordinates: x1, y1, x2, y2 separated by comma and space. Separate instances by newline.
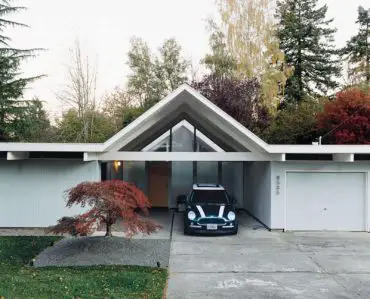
286, 172, 366, 231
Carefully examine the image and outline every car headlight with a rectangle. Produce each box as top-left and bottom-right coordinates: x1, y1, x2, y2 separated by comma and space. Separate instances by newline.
188, 211, 196, 220
227, 211, 236, 221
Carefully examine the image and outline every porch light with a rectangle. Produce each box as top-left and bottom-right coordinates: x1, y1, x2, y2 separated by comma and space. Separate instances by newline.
113, 160, 121, 171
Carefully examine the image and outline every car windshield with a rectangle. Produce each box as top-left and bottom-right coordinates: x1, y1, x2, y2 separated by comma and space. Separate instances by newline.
190, 189, 229, 205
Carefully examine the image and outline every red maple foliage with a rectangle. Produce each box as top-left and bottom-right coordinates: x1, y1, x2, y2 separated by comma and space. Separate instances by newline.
48, 180, 160, 237
317, 88, 370, 144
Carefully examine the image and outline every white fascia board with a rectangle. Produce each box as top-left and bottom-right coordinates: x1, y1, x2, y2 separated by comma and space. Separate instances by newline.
102, 84, 270, 153
183, 85, 269, 152
0, 143, 104, 152
7, 151, 29, 160
103, 84, 187, 151
93, 151, 284, 162
267, 145, 370, 154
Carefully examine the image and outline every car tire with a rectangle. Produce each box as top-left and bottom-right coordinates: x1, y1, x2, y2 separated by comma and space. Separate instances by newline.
231, 224, 238, 235
184, 225, 191, 235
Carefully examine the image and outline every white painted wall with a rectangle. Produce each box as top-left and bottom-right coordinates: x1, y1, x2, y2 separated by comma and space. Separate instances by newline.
222, 162, 243, 208
243, 162, 272, 227
271, 162, 370, 230
0, 160, 100, 227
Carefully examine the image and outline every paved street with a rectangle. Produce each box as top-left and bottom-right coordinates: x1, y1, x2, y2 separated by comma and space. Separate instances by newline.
167, 211, 370, 298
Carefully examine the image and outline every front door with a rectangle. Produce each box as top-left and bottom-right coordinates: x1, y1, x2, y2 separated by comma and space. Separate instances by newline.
148, 162, 170, 207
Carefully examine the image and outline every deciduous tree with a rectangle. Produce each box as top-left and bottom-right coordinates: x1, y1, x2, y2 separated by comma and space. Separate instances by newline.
192, 75, 270, 135
58, 40, 98, 143
263, 99, 326, 144
127, 37, 188, 109
55, 109, 115, 143
206, 0, 291, 111
317, 88, 370, 144
276, 0, 341, 102
48, 180, 161, 237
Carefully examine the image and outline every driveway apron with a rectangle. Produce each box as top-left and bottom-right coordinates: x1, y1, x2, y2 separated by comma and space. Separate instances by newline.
167, 212, 370, 298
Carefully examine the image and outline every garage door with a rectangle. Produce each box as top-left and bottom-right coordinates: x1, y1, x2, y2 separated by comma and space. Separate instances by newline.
286, 172, 366, 231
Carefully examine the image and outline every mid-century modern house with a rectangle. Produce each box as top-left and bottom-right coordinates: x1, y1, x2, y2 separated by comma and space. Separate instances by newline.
1, 84, 370, 231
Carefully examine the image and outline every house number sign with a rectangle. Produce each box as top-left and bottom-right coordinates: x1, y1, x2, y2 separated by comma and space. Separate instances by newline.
276, 175, 280, 195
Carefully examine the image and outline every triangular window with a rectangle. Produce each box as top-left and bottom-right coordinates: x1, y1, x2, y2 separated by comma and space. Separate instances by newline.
142, 120, 224, 152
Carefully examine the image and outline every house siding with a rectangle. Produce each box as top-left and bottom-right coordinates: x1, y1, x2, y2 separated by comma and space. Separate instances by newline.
0, 160, 100, 227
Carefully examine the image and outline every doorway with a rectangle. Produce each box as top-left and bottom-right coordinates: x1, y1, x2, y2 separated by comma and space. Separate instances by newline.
148, 162, 170, 207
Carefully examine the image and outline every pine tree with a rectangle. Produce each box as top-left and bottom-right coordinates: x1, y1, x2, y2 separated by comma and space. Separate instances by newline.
341, 6, 370, 86
0, 0, 42, 140
276, 0, 341, 102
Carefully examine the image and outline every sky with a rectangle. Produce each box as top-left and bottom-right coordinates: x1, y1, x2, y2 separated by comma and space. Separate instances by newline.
7, 0, 370, 117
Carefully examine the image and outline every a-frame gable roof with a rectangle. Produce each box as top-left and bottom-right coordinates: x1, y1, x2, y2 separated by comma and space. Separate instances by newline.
103, 84, 269, 153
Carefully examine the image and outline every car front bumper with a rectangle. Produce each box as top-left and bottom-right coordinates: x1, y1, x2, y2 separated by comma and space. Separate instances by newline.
185, 220, 238, 235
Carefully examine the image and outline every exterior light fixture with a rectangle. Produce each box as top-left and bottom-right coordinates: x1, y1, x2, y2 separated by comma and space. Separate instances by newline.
113, 160, 121, 172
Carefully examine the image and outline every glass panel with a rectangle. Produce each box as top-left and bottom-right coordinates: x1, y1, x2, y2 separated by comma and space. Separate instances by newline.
172, 125, 194, 152
196, 162, 218, 184
142, 120, 220, 152
106, 162, 123, 180
122, 161, 147, 194
144, 131, 170, 152
170, 162, 193, 208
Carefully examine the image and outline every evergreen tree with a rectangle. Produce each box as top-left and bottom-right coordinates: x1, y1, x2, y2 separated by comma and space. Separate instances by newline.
276, 0, 341, 102
341, 6, 370, 85
0, 1, 42, 140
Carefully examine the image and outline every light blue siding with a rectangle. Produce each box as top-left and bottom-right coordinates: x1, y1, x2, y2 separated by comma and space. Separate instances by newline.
0, 160, 100, 227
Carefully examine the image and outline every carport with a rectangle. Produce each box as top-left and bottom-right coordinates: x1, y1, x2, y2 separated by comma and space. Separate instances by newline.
83, 85, 283, 212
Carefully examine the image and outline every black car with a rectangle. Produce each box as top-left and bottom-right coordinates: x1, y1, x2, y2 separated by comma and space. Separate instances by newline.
177, 184, 238, 235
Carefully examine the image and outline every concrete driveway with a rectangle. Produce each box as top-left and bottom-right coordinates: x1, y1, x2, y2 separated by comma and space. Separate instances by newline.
167, 211, 370, 298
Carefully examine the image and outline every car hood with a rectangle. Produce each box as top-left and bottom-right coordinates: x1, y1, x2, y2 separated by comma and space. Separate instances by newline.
189, 204, 233, 218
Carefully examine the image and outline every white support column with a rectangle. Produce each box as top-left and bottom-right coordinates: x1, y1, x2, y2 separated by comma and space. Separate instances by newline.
333, 153, 354, 162
7, 151, 29, 160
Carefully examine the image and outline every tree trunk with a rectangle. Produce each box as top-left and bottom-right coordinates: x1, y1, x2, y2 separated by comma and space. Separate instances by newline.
105, 223, 112, 237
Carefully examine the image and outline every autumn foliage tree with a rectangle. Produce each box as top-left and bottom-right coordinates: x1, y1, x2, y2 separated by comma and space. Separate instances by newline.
48, 180, 160, 237
317, 88, 370, 144
192, 75, 270, 135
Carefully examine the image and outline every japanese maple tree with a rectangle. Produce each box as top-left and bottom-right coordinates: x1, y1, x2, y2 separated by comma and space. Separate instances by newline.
48, 180, 160, 237
317, 88, 370, 144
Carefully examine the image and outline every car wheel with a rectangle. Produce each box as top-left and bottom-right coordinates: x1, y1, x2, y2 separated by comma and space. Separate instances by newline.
184, 224, 191, 235
231, 224, 238, 235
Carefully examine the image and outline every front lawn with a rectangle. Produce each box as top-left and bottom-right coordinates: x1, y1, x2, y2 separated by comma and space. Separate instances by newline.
0, 236, 168, 299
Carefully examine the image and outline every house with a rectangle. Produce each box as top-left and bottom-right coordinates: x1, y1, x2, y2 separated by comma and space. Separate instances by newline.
1, 84, 369, 231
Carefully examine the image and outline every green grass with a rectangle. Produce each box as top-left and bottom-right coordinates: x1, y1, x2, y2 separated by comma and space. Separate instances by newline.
0, 236, 168, 299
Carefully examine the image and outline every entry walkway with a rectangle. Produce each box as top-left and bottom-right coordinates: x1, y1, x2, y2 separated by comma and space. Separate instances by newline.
167, 212, 370, 298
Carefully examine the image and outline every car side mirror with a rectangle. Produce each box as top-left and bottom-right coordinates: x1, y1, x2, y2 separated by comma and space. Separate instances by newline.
177, 195, 187, 205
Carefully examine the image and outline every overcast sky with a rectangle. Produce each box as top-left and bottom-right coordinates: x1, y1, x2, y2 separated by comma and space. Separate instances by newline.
8, 0, 369, 116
